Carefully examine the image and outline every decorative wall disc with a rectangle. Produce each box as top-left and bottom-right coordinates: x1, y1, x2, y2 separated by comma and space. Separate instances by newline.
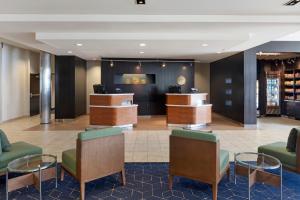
177, 75, 186, 85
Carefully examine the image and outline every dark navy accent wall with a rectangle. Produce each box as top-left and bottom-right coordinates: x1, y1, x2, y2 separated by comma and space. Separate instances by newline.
101, 58, 194, 115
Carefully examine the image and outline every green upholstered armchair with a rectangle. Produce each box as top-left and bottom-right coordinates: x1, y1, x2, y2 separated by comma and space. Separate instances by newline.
169, 129, 230, 200
0, 130, 42, 175
258, 135, 300, 173
61, 127, 125, 200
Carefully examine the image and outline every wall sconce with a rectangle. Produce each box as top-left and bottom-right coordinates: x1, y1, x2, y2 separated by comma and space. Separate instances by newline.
182, 66, 187, 70
110, 60, 114, 67
136, 61, 142, 70
161, 62, 166, 68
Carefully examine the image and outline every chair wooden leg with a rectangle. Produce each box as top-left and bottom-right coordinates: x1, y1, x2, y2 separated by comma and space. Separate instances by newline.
61, 167, 65, 181
121, 168, 126, 186
212, 183, 218, 200
226, 166, 230, 180
168, 175, 173, 190
80, 182, 85, 200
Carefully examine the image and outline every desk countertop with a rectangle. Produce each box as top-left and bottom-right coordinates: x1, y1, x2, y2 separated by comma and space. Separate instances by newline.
166, 93, 208, 96
166, 104, 212, 108
90, 93, 134, 96
90, 104, 138, 108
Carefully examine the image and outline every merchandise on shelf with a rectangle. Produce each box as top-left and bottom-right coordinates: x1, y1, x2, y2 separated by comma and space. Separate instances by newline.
285, 73, 294, 78
285, 81, 294, 86
285, 88, 294, 93
285, 96, 294, 100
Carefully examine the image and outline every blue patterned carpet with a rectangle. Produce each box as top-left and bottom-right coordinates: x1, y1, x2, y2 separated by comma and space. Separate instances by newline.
1, 163, 300, 200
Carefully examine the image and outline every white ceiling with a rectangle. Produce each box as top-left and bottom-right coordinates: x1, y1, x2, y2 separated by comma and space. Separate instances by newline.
0, 0, 300, 62
0, 0, 299, 15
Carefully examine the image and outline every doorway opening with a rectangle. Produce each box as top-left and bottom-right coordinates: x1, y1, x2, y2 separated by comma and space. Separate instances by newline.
257, 52, 300, 119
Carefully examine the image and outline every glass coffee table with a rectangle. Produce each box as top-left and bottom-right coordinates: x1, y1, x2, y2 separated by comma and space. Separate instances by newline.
6, 154, 58, 200
234, 152, 282, 200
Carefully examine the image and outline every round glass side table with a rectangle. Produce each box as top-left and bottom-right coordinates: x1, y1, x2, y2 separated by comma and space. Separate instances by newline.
6, 154, 58, 200
234, 152, 282, 200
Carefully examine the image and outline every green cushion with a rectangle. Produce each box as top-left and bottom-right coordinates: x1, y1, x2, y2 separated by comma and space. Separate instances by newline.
62, 149, 76, 176
0, 129, 11, 152
258, 142, 296, 169
171, 129, 219, 142
78, 127, 122, 141
0, 142, 42, 169
286, 128, 300, 152
0, 137, 2, 156
220, 149, 229, 174
0, 167, 6, 174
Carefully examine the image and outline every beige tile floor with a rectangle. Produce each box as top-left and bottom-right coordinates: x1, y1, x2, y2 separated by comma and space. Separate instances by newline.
0, 115, 299, 163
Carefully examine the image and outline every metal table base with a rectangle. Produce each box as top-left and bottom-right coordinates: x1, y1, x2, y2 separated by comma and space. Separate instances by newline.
234, 159, 282, 200
6, 162, 58, 200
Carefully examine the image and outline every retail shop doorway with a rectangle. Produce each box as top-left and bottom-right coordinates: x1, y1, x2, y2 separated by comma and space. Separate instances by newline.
257, 52, 300, 119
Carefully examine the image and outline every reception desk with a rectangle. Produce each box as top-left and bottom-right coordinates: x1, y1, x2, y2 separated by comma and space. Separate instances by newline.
89, 93, 138, 127
166, 93, 212, 128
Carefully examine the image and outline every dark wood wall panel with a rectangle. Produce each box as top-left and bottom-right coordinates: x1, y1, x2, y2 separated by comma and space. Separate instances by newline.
55, 56, 76, 119
75, 57, 87, 117
210, 52, 245, 123
55, 56, 87, 119
101, 58, 194, 115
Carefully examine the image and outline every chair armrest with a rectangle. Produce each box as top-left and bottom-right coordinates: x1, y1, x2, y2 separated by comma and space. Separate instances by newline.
296, 136, 300, 173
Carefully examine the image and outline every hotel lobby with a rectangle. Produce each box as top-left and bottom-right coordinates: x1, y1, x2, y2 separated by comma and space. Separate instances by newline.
1, 0, 300, 199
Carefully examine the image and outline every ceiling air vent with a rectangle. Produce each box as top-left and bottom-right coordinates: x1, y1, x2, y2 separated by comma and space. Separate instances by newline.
284, 0, 300, 6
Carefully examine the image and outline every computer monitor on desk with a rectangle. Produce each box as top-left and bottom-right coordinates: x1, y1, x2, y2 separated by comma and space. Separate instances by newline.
114, 88, 122, 93
93, 84, 106, 94
190, 88, 199, 93
168, 85, 181, 93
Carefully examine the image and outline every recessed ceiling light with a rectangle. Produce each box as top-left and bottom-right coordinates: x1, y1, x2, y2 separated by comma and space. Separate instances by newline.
140, 51, 145, 54
202, 43, 208, 47
217, 51, 222, 54
139, 43, 146, 47
76, 43, 83, 47
67, 51, 72, 54
136, 0, 146, 4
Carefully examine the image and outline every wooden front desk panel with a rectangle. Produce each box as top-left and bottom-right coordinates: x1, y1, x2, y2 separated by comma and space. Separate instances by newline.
166, 93, 207, 105
167, 105, 212, 125
90, 94, 133, 106
90, 106, 138, 126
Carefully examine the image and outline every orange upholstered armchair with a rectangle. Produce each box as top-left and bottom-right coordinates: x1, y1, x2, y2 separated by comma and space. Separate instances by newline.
61, 127, 125, 200
169, 129, 230, 200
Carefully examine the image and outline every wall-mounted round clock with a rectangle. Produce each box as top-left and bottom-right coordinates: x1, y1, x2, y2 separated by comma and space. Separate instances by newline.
177, 75, 186, 86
